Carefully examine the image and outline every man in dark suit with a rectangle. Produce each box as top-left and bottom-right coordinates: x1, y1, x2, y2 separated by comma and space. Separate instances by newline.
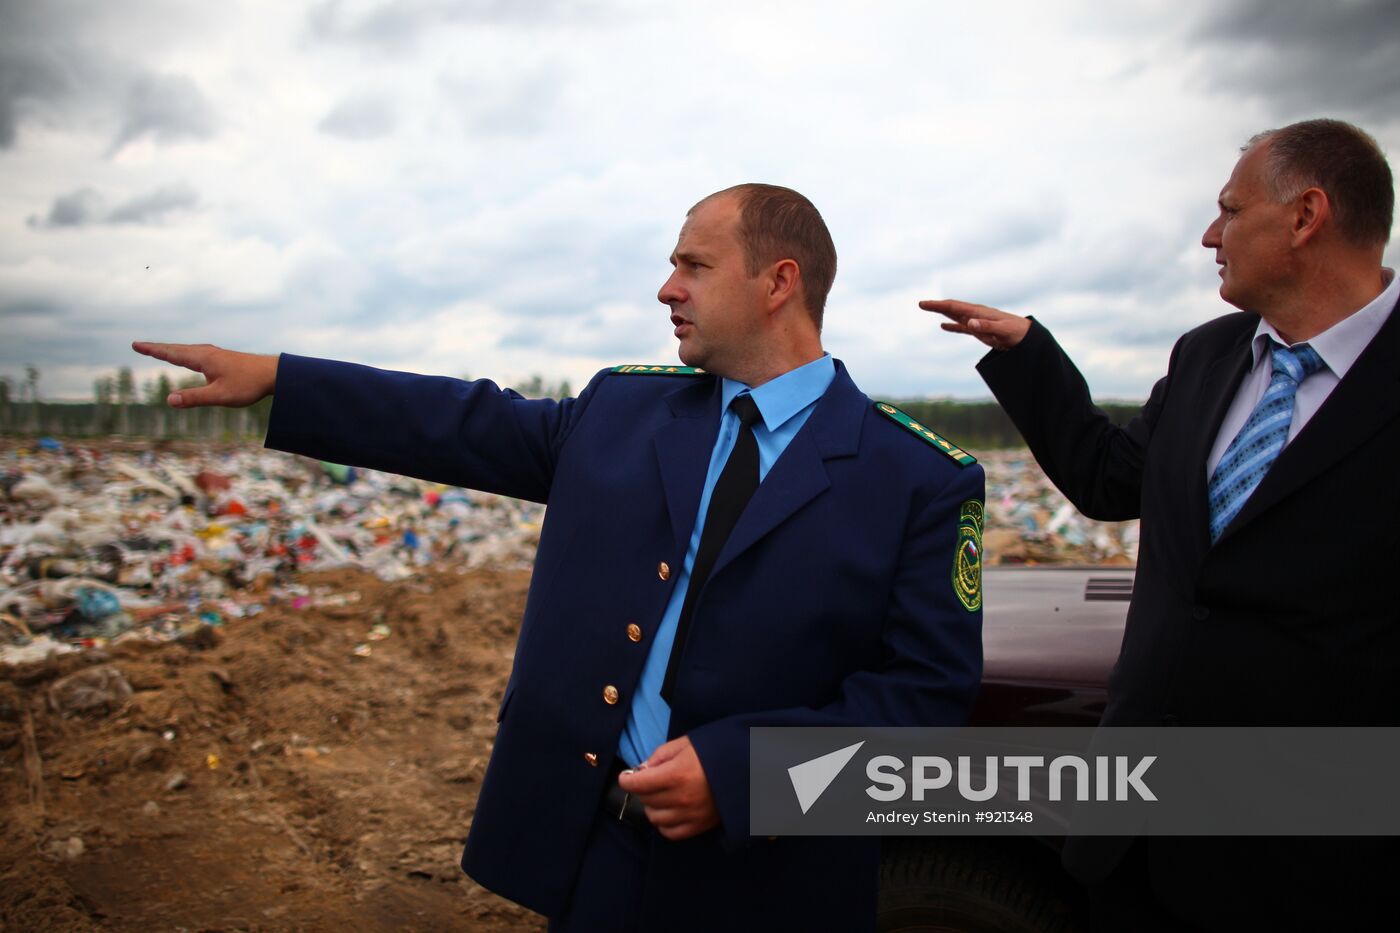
925, 119, 1398, 929
134, 183, 985, 931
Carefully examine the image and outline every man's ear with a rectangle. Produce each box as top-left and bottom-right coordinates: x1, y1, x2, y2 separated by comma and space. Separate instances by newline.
766, 258, 801, 312
1292, 187, 1330, 248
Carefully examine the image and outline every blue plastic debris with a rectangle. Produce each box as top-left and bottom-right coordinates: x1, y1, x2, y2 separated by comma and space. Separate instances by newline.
75, 587, 122, 622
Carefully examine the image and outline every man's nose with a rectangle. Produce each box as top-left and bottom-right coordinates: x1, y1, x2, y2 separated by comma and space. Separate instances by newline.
1202, 216, 1222, 249
658, 271, 684, 305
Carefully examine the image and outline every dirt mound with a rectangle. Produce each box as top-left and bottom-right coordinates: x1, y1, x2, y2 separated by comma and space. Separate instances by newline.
1, 567, 543, 932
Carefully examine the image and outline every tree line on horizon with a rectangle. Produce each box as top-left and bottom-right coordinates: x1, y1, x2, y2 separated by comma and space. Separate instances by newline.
0, 365, 1140, 448
1, 364, 273, 440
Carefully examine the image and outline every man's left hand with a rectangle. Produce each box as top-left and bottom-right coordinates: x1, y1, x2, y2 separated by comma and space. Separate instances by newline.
616, 736, 719, 840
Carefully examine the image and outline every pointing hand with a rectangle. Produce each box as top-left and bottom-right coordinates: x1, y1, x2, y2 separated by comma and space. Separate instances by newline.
130, 341, 279, 408
919, 299, 1032, 351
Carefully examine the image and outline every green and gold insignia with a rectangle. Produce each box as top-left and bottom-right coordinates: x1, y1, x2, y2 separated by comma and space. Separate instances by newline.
873, 402, 977, 466
953, 499, 983, 612
611, 364, 707, 375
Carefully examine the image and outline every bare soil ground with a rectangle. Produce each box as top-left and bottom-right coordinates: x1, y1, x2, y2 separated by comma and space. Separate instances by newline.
0, 567, 544, 932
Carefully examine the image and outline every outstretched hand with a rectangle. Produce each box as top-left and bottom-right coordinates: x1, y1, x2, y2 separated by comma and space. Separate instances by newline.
920, 299, 1032, 351
615, 736, 719, 841
130, 342, 279, 408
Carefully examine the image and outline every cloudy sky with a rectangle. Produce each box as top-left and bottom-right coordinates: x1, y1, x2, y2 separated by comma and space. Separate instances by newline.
3, 0, 1397, 402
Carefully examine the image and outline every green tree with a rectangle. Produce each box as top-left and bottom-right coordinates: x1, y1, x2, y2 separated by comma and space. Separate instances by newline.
93, 374, 116, 433
0, 375, 11, 432
23, 365, 40, 432
116, 366, 134, 434
143, 373, 174, 405
116, 367, 134, 405
515, 373, 572, 399
94, 375, 115, 405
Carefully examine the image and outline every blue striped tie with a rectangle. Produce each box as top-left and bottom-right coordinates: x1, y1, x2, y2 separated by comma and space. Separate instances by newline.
1207, 341, 1324, 542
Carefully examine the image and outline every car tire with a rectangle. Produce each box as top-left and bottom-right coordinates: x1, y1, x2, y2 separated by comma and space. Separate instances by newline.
878, 837, 1088, 933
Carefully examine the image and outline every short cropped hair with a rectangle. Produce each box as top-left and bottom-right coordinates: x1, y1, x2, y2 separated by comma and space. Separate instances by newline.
697, 183, 838, 328
1247, 119, 1394, 248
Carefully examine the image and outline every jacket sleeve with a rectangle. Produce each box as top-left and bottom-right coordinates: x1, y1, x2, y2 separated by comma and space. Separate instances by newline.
976, 317, 1173, 522
264, 354, 607, 504
687, 461, 986, 848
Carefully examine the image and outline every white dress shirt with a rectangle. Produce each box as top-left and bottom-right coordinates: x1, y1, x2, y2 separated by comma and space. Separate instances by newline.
1206, 268, 1398, 478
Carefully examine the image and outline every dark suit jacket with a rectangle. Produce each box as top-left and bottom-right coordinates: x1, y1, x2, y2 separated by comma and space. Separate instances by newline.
265, 356, 984, 931
978, 306, 1400, 929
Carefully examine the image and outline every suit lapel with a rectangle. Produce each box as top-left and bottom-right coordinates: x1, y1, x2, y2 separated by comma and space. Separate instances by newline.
1219, 299, 1400, 545
652, 379, 721, 554
708, 362, 865, 580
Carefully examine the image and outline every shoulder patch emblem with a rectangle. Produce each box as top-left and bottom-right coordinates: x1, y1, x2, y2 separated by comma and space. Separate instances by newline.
611, 364, 707, 375
873, 402, 977, 466
953, 499, 984, 612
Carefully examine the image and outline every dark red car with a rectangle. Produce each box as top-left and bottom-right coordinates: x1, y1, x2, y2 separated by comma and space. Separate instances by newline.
878, 565, 1133, 933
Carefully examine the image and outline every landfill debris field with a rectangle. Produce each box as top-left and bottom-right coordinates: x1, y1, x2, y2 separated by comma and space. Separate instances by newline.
0, 438, 1135, 930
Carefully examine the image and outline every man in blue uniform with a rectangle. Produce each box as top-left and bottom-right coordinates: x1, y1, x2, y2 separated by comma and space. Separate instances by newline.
134, 183, 984, 931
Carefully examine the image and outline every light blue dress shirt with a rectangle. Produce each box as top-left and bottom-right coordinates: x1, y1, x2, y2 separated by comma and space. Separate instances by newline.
618, 353, 837, 765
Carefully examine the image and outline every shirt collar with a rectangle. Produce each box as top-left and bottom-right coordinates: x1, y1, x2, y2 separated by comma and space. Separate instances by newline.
720, 353, 835, 431
1250, 267, 1397, 377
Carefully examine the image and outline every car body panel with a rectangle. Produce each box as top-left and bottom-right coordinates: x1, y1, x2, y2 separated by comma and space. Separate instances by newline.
969, 566, 1132, 727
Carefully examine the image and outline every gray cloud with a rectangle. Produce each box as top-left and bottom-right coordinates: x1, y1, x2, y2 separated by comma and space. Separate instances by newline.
0, 301, 103, 367
466, 70, 560, 138
0, 284, 293, 385
842, 207, 1066, 297
944, 210, 1065, 266
28, 183, 198, 229
1, 1, 218, 151
0, 53, 69, 147
1102, 323, 1202, 350
28, 188, 103, 228
0, 2, 83, 148
319, 94, 396, 140
1, 334, 127, 372
108, 184, 199, 224
436, 67, 562, 139
110, 72, 216, 153
1192, 0, 1400, 124
499, 313, 659, 357
0, 298, 63, 319
380, 212, 668, 325
937, 221, 1189, 314
306, 0, 583, 52
433, 62, 569, 141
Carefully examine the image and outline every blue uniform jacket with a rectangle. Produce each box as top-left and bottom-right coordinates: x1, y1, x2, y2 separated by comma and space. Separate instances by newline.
265, 355, 984, 929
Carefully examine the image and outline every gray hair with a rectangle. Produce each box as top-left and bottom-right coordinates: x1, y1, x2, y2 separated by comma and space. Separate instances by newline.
1245, 119, 1393, 248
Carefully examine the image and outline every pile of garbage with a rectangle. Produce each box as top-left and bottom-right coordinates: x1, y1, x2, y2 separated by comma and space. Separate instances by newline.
979, 450, 1139, 565
1, 439, 1134, 665
0, 439, 543, 664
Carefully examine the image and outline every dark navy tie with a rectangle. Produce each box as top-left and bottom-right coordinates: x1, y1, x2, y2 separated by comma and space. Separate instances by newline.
1207, 341, 1324, 542
661, 393, 763, 701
